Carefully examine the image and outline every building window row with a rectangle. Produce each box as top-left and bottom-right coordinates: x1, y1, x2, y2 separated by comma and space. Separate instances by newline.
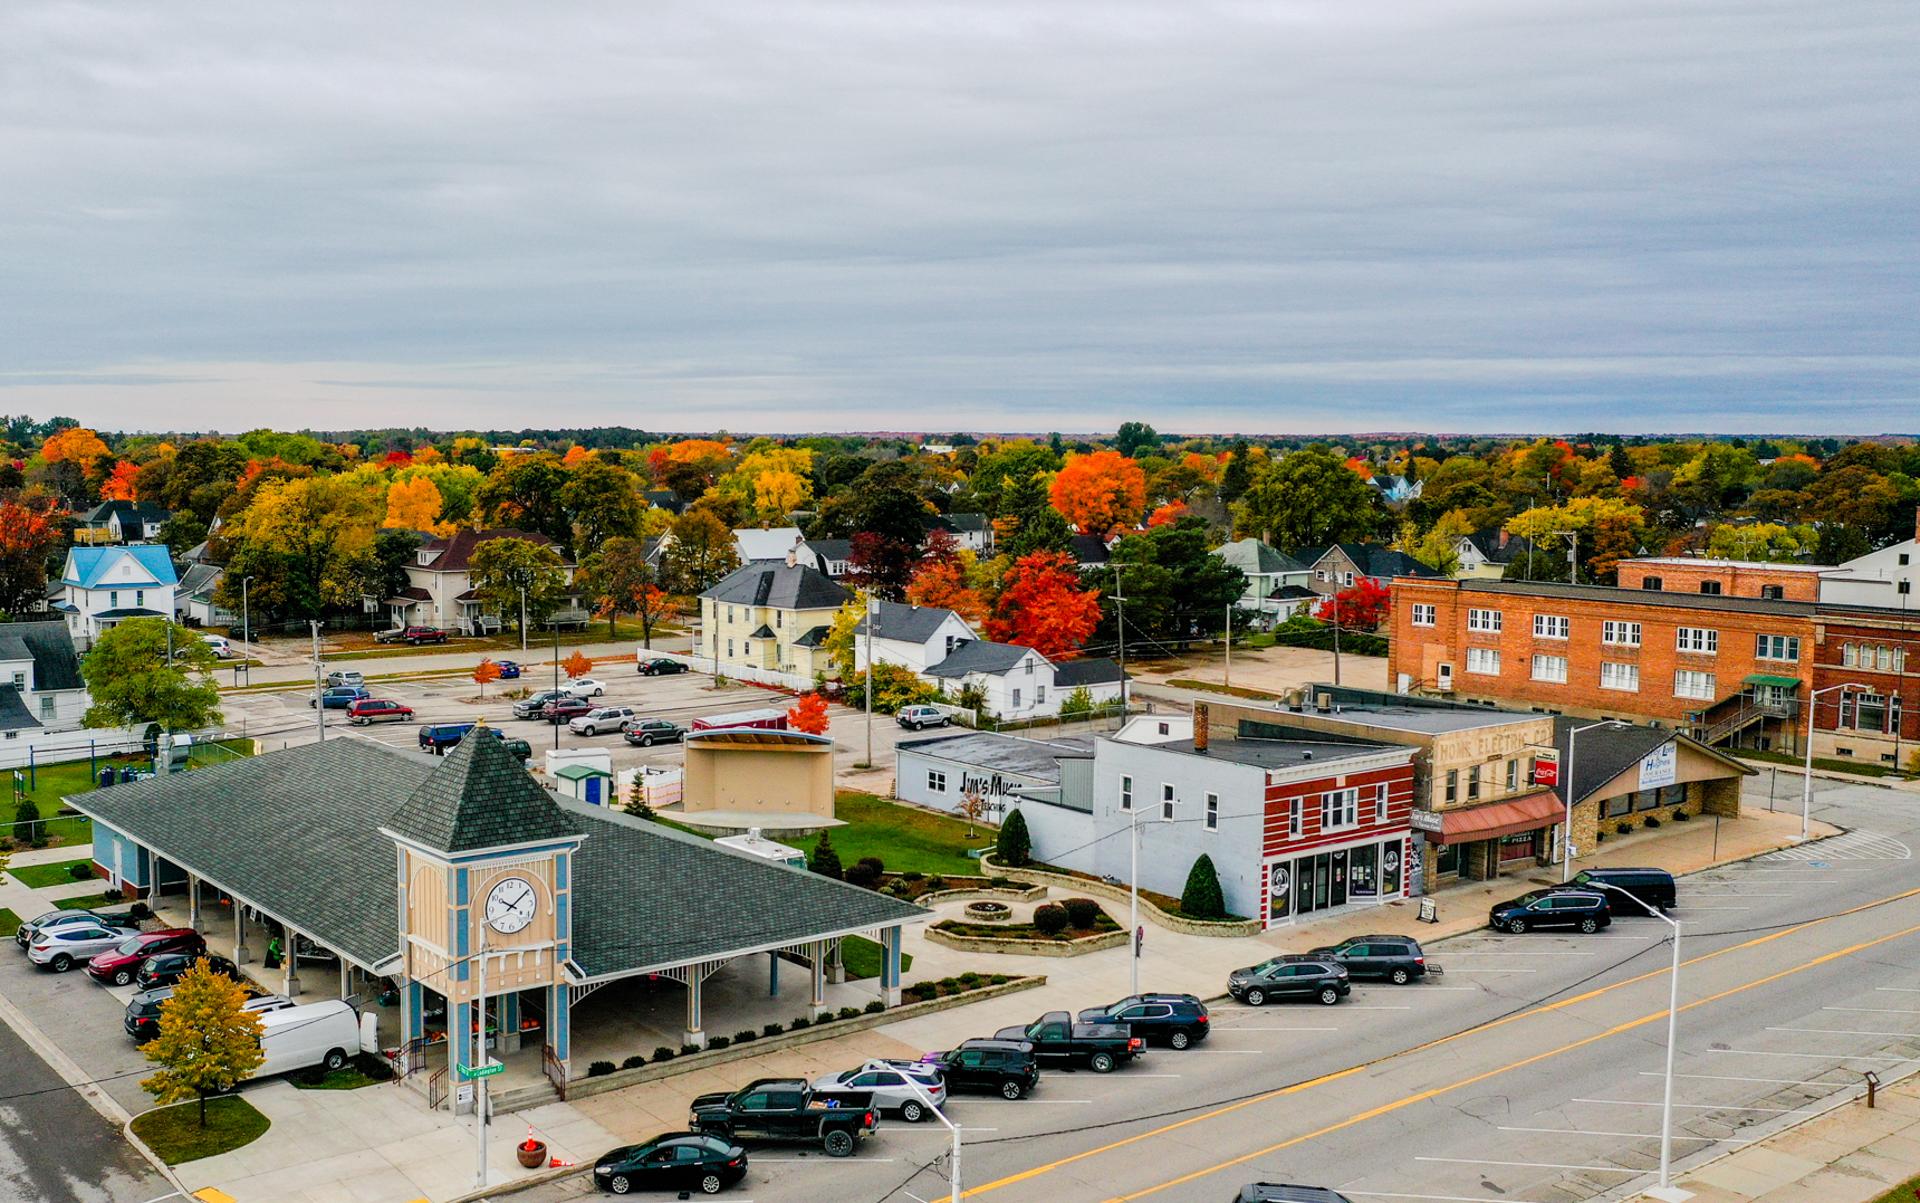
1466, 647, 1501, 676
1675, 627, 1718, 654
1600, 661, 1640, 692
1754, 634, 1800, 661
1533, 614, 1569, 640
1410, 603, 1436, 627
1602, 620, 1641, 647
1839, 692, 1903, 735
1467, 608, 1502, 633
1674, 669, 1717, 701
1321, 788, 1358, 831
1842, 643, 1908, 672
927, 770, 947, 793
1530, 653, 1568, 684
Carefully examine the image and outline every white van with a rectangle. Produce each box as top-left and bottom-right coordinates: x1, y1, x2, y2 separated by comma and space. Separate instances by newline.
255, 999, 366, 1079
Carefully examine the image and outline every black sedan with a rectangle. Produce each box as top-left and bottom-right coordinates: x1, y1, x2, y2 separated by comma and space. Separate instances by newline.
637, 657, 690, 676
136, 952, 240, 992
593, 1133, 747, 1195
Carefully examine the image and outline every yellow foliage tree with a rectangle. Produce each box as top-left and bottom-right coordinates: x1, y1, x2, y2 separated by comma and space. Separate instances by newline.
40, 427, 109, 464
715, 447, 815, 525
384, 474, 446, 533
140, 959, 266, 1126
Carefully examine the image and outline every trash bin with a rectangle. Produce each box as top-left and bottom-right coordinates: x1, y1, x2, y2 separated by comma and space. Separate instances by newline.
97, 767, 116, 788
118, 766, 139, 784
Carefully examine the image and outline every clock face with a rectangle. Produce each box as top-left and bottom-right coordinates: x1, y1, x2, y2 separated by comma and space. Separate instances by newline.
484, 876, 538, 935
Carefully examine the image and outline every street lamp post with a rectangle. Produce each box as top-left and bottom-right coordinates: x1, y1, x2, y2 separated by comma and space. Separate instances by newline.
1586, 881, 1687, 1202
1801, 681, 1868, 840
1562, 719, 1628, 883
519, 587, 528, 654
864, 597, 878, 768
240, 575, 253, 685
1128, 805, 1140, 996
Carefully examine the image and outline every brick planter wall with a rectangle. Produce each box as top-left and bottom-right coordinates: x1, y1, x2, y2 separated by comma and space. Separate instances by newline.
979, 854, 1263, 938
925, 926, 1127, 957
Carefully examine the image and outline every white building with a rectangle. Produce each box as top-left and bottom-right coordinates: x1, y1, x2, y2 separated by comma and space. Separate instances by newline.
383, 528, 584, 636
55, 545, 178, 649
919, 640, 1126, 721
1214, 539, 1315, 617
853, 601, 978, 674
0, 620, 89, 741
894, 730, 1093, 821
733, 527, 808, 564
1821, 510, 1920, 607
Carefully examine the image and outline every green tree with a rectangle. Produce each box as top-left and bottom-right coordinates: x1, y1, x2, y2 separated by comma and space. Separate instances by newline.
477, 454, 573, 544
662, 509, 741, 595
13, 799, 42, 848
81, 619, 223, 732
1101, 517, 1247, 649
467, 537, 569, 638
809, 830, 844, 880
999, 473, 1074, 558
1232, 449, 1383, 549
1112, 421, 1159, 459
577, 536, 672, 642
1218, 441, 1254, 504
996, 808, 1032, 868
560, 459, 644, 556
1180, 853, 1227, 920
140, 958, 266, 1126
968, 440, 1060, 516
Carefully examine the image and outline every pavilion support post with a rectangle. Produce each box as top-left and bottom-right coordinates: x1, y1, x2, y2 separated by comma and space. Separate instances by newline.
187, 875, 203, 932
284, 925, 302, 998
827, 938, 845, 985
338, 961, 352, 1000
768, 951, 780, 997
810, 941, 829, 1020
234, 907, 250, 964
684, 973, 706, 1049
880, 926, 903, 1008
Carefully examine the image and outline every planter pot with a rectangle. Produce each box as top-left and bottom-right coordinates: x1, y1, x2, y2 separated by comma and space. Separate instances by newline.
517, 1140, 548, 1169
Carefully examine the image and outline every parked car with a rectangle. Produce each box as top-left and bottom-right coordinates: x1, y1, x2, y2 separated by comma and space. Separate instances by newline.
201, 634, 234, 658
125, 984, 292, 1042
257, 999, 365, 1077
543, 697, 595, 724
347, 698, 414, 725
570, 706, 638, 736
324, 670, 366, 689
1227, 955, 1350, 1007
86, 929, 206, 987
1490, 888, 1612, 934
1568, 867, 1676, 912
814, 1063, 947, 1122
1306, 935, 1431, 985
402, 626, 449, 645
562, 677, 607, 698
991, 1010, 1144, 1072
420, 722, 475, 753
636, 657, 689, 676
593, 1133, 747, 1196
1234, 1187, 1355, 1203
16, 908, 139, 950
1076, 993, 1211, 1049
623, 718, 687, 747
512, 689, 568, 719
27, 921, 130, 972
311, 686, 370, 709
495, 660, 522, 679
490, 731, 535, 761
895, 704, 949, 732
135, 952, 240, 992
688, 1078, 878, 1158
920, 1039, 1039, 1100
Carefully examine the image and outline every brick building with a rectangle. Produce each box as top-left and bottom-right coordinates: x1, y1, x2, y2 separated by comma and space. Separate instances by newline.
1391, 577, 1816, 751
1810, 606, 1919, 769
1615, 557, 1835, 602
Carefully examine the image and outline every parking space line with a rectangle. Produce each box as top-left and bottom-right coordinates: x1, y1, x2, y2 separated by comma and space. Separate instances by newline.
1570, 1097, 1812, 1114
1877, 987, 1920, 993
1708, 1049, 1920, 1062
1767, 1025, 1912, 1037
1640, 1071, 1853, 1088
1416, 1155, 1641, 1172
754, 1157, 897, 1163
1495, 1125, 1749, 1143
1345, 1193, 1553, 1203
1208, 1026, 1340, 1032
1826, 1007, 1920, 1015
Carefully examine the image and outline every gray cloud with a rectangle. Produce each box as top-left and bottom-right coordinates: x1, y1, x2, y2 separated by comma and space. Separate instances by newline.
1, 0, 1915, 433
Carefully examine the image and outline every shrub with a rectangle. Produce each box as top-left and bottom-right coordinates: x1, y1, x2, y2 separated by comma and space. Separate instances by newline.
989, 876, 1014, 888
70, 862, 93, 881
856, 856, 885, 877
989, 974, 1009, 985
13, 800, 42, 848
1032, 904, 1070, 936
1616, 821, 1634, 835
653, 1046, 677, 1062
680, 1043, 701, 1057
709, 1036, 731, 1050
865, 1000, 885, 1014
997, 809, 1032, 867
958, 971, 982, 986
927, 875, 948, 892
734, 1030, 757, 1043
762, 1022, 785, 1037
810, 831, 843, 880
1061, 897, 1102, 929
844, 860, 882, 889
789, 1016, 811, 1030
1059, 685, 1095, 718
901, 870, 924, 883
1673, 809, 1692, 822
586, 1060, 616, 1077
1180, 854, 1227, 920
1644, 816, 1661, 828
836, 1006, 861, 1021
621, 1055, 646, 1070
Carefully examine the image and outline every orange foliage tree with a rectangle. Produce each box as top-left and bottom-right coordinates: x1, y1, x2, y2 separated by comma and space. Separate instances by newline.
1146, 501, 1188, 528
384, 474, 445, 532
903, 529, 985, 625
561, 445, 592, 467
787, 692, 831, 734
40, 427, 109, 464
100, 460, 141, 502
562, 650, 594, 679
985, 551, 1100, 658
1048, 450, 1146, 535
472, 658, 502, 697
0, 500, 60, 616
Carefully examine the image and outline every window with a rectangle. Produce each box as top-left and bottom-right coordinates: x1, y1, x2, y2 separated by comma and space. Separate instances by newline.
8, 672, 22, 690
1467, 608, 1502, 633
1878, 645, 1895, 671
1902, 580, 1913, 595
1466, 766, 1480, 800
134, 589, 144, 606
109, 590, 119, 608
1120, 775, 1133, 811
1444, 769, 1458, 804
927, 770, 947, 793
727, 606, 735, 623
1288, 796, 1302, 837
1602, 620, 1641, 647
1373, 783, 1388, 821
1465, 647, 1501, 675
1011, 688, 1023, 708
1699, 580, 1723, 595
1025, 660, 1035, 675
1410, 603, 1436, 627
1675, 627, 1718, 654
1674, 669, 1717, 700
1342, 571, 1355, 587
1035, 684, 1047, 705
945, 635, 960, 654
1321, 788, 1358, 830
726, 639, 735, 658
1600, 662, 1640, 692
1505, 759, 1519, 791
1315, 569, 1328, 582
1755, 634, 1800, 661
1533, 615, 1569, 640
1161, 783, 1176, 821
1205, 792, 1219, 831
1760, 585, 1784, 600
38, 697, 54, 718
1902, 553, 1911, 566
775, 611, 782, 628
1844, 642, 1858, 667
1531, 654, 1568, 683
1641, 576, 1663, 590
1856, 693, 1888, 732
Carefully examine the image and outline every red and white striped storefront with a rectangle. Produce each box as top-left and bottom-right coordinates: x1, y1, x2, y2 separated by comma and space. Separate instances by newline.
1260, 759, 1418, 928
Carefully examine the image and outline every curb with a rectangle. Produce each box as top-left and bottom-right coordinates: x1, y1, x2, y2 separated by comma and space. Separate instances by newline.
445, 1161, 586, 1203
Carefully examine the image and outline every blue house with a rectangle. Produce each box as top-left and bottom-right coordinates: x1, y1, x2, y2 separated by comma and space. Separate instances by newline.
55, 544, 178, 649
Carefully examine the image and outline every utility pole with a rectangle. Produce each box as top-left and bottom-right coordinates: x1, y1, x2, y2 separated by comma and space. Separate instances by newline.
1553, 529, 1578, 584
1111, 562, 1128, 713
310, 621, 325, 742
474, 927, 489, 1188
1128, 806, 1140, 996
1332, 617, 1341, 685
863, 597, 878, 764
552, 621, 562, 752
519, 587, 528, 654
240, 575, 253, 685
1223, 600, 1232, 689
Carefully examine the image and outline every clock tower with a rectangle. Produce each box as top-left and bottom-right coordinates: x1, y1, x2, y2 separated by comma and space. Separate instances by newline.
381, 725, 586, 1109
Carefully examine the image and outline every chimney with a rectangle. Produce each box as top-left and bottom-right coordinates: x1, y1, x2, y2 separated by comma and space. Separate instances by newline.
1316, 692, 1333, 712
785, 547, 797, 568
1193, 702, 1209, 752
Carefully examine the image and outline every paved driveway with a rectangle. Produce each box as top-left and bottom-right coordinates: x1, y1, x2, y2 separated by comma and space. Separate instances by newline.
0, 1018, 172, 1203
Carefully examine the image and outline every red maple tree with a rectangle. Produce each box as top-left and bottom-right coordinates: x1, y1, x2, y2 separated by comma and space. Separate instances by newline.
904, 530, 985, 624
1048, 450, 1146, 535
1314, 577, 1391, 631
472, 658, 502, 697
985, 551, 1100, 658
100, 460, 141, 502
787, 692, 831, 734
1146, 501, 1188, 528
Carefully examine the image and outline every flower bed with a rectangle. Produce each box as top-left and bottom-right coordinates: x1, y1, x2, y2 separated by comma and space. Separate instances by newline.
963, 900, 1012, 922
979, 853, 1261, 937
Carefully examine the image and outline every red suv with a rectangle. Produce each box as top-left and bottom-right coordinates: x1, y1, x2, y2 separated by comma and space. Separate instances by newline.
403, 626, 449, 645
87, 929, 205, 987
347, 698, 415, 725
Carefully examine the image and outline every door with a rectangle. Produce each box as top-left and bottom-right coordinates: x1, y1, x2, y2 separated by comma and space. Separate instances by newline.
1532, 898, 1570, 929
640, 1147, 678, 1187
1340, 945, 1376, 979
1349, 845, 1378, 898
953, 1051, 986, 1090
733, 1091, 772, 1138
1272, 965, 1308, 999
584, 777, 602, 806
1032, 1020, 1069, 1063
1330, 850, 1349, 907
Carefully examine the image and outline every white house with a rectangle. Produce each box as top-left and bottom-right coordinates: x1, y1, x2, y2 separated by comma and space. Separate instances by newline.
56, 545, 178, 649
384, 528, 584, 636
798, 538, 854, 578
734, 526, 808, 564
74, 500, 170, 545
921, 640, 1126, 721
0, 620, 89, 741
1214, 539, 1316, 617
1820, 509, 1920, 607
853, 601, 979, 674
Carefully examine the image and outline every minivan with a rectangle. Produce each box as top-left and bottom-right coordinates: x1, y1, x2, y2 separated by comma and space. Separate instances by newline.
256, 999, 367, 1078
1489, 888, 1612, 934
1569, 867, 1676, 912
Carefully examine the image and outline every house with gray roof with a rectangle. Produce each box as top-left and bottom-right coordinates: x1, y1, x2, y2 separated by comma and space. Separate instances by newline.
0, 620, 88, 740
74, 500, 170, 545
56, 544, 178, 649
700, 556, 852, 682
1215, 538, 1317, 617
853, 600, 979, 675
1295, 543, 1446, 598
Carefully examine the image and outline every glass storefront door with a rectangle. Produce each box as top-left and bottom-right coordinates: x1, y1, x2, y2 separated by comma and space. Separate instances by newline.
1349, 844, 1378, 898
1329, 850, 1349, 907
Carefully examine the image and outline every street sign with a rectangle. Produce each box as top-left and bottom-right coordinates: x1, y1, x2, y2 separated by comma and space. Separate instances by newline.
459, 1060, 505, 1080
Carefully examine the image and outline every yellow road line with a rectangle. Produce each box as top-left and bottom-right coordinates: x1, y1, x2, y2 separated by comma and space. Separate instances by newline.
960, 885, 1920, 1199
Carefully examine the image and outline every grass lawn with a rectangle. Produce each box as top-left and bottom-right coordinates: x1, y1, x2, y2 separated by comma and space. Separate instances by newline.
1871, 1171, 1920, 1203
840, 934, 913, 981
131, 1096, 271, 1164
793, 792, 993, 877
56, 891, 126, 911
5, 740, 256, 850
6, 858, 92, 889
291, 1053, 395, 1091
0, 908, 20, 938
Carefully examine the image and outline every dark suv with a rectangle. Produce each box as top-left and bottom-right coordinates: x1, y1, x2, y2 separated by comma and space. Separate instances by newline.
135, 952, 239, 992
512, 690, 568, 720
1077, 993, 1210, 1049
1227, 955, 1350, 1007
1490, 888, 1611, 934
1233, 1186, 1354, 1203
924, 1039, 1040, 1100
1308, 935, 1429, 985
1569, 867, 1676, 912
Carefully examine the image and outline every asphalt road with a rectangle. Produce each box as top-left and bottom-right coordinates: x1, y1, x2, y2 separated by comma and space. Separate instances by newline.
0, 1014, 173, 1203
495, 772, 1920, 1203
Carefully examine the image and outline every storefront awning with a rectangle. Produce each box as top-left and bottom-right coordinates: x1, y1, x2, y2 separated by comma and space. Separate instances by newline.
1430, 790, 1565, 845
1744, 673, 1801, 689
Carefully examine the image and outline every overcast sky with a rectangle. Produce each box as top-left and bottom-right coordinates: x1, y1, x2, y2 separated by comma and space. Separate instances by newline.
3, 1, 1916, 436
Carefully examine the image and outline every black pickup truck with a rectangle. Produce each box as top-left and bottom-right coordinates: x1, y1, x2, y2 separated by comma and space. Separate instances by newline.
992, 1010, 1145, 1073
689, 1078, 879, 1157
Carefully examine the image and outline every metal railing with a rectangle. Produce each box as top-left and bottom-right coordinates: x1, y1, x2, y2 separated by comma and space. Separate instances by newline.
541, 1042, 569, 1100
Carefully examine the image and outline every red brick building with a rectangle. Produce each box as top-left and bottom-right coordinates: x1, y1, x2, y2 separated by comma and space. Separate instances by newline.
1811, 606, 1919, 769
1615, 558, 1834, 602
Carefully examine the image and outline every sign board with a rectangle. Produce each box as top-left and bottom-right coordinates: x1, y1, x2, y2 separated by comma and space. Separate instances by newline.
1418, 897, 1438, 924
458, 1060, 505, 1080
1638, 741, 1678, 790
1532, 748, 1560, 787
1410, 809, 1445, 834
456, 1084, 474, 1108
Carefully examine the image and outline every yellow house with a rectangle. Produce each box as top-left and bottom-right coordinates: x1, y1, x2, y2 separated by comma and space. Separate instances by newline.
699, 556, 851, 680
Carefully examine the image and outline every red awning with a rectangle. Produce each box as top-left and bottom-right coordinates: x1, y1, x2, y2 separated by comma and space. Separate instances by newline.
1430, 790, 1565, 845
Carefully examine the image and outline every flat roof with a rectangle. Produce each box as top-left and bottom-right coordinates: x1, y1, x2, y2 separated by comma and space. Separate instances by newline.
1627, 558, 1838, 573
1255, 701, 1540, 735
1453, 578, 1816, 617
1145, 736, 1403, 771
896, 731, 1094, 782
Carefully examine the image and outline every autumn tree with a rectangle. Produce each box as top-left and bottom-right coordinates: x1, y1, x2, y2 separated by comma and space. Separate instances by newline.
81, 619, 224, 731
714, 447, 815, 526
1049, 450, 1146, 535
383, 473, 445, 533
986, 551, 1101, 658
563, 650, 594, 680
905, 530, 986, 626
100, 460, 141, 502
649, 439, 734, 498
560, 459, 644, 556
662, 509, 741, 594
467, 536, 569, 636
787, 692, 831, 735
578, 535, 673, 645
1314, 577, 1392, 631
140, 959, 265, 1126
36, 426, 110, 505
0, 500, 59, 617
477, 454, 573, 544
1100, 517, 1247, 649
1232, 448, 1384, 549
472, 658, 502, 697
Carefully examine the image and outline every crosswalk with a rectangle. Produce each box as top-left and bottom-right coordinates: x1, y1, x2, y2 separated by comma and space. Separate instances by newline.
1760, 829, 1911, 861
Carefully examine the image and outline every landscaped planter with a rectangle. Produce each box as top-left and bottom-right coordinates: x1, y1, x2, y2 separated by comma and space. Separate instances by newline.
916, 884, 1048, 906
926, 924, 1126, 957
979, 854, 1262, 937
962, 901, 1012, 922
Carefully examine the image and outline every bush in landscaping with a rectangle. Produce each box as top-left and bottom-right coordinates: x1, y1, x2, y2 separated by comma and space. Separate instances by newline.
989, 876, 1014, 889
762, 1022, 785, 1037
927, 875, 948, 892
789, 1016, 811, 1029
621, 1055, 646, 1070
70, 862, 93, 881
989, 974, 1009, 985
836, 1006, 861, 1020
865, 1000, 886, 1013
1644, 815, 1661, 828
844, 860, 882, 889
1032, 903, 1070, 936
586, 1060, 616, 1077
997, 809, 1032, 867
13, 800, 42, 848
1061, 897, 1102, 930
680, 1043, 701, 1057
1180, 854, 1227, 920
653, 1046, 677, 1063
709, 1036, 731, 1050
1616, 821, 1633, 835
1674, 810, 1692, 822
734, 1030, 757, 1043
810, 831, 843, 880
900, 870, 924, 883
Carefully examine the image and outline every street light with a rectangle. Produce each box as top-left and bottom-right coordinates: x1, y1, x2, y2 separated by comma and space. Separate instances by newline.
240, 575, 253, 685
863, 597, 879, 769
1563, 719, 1628, 883
1584, 881, 1687, 1202
1801, 682, 1869, 840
